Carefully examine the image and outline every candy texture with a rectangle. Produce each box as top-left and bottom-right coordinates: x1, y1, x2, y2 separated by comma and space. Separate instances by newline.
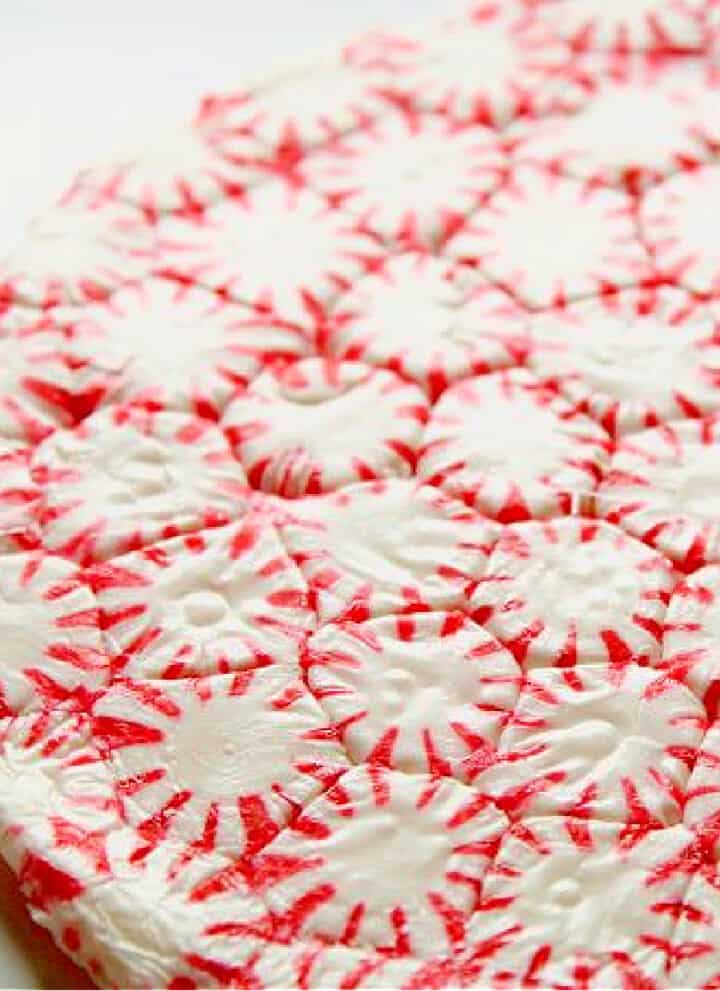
3, 1, 720, 988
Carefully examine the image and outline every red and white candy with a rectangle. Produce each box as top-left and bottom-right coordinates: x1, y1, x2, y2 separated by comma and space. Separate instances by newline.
34, 406, 247, 563
447, 163, 651, 308
223, 359, 428, 496
261, 479, 498, 623
525, 287, 720, 437
418, 368, 610, 521
1, 0, 720, 985
470, 517, 674, 673
84, 518, 313, 679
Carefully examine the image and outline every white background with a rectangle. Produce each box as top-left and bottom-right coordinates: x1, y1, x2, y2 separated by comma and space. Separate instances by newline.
0, 2, 446, 986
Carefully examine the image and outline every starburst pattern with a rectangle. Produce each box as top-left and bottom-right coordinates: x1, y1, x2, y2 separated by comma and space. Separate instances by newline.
3, 1, 720, 986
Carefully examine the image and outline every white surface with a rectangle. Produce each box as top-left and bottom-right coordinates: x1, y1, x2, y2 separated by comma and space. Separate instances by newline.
0, 4, 447, 985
